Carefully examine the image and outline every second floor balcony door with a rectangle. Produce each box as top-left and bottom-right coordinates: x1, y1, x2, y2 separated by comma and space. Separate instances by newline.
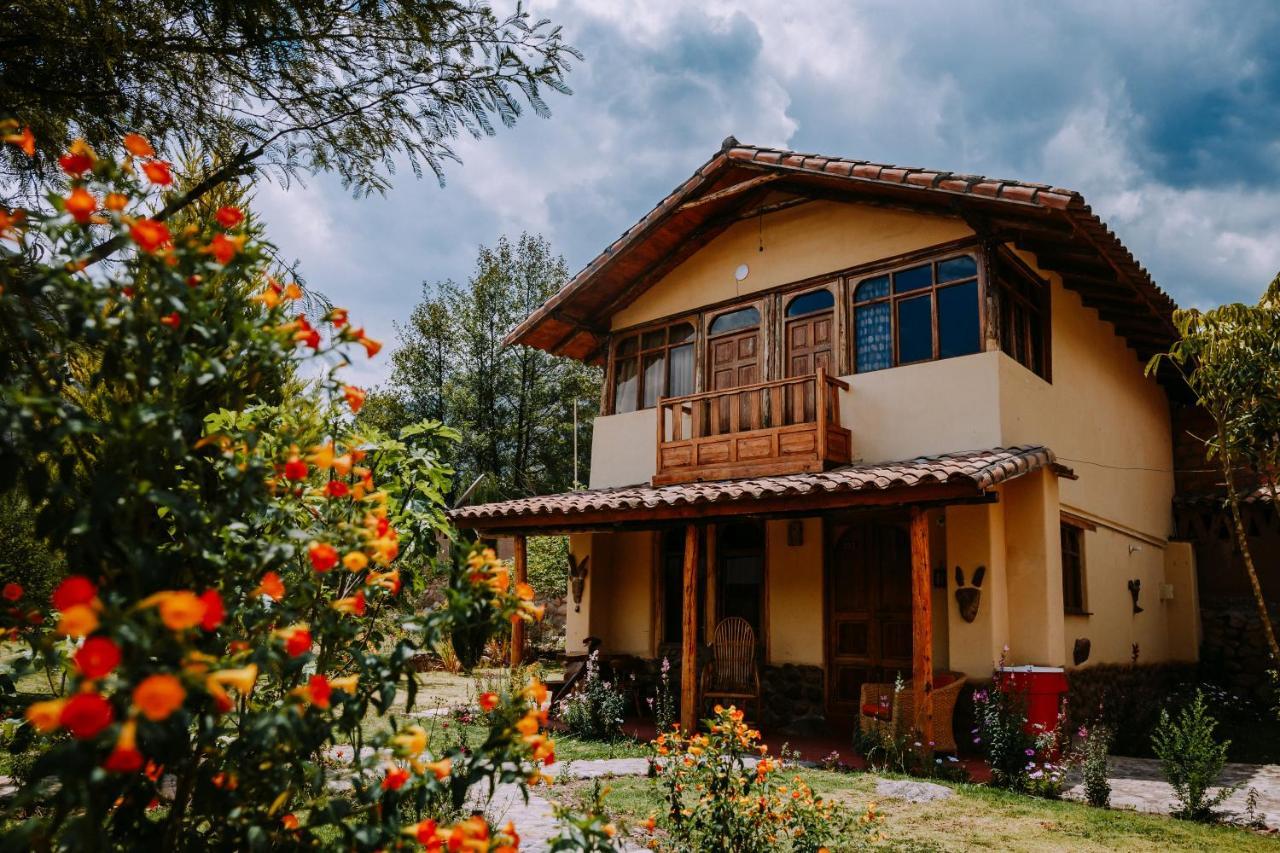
707, 306, 761, 431
784, 289, 835, 422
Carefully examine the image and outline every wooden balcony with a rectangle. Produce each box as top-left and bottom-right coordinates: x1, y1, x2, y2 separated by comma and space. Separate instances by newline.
654, 367, 852, 486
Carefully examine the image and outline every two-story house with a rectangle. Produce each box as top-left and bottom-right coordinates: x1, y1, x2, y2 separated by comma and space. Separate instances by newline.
452, 138, 1202, 745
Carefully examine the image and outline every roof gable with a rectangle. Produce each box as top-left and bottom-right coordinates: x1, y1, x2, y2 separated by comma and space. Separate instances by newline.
509, 138, 1179, 365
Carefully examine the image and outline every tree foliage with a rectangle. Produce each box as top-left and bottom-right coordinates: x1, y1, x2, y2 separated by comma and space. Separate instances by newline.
1149, 275, 1280, 668
367, 232, 600, 501
1, 0, 579, 259
0, 134, 566, 850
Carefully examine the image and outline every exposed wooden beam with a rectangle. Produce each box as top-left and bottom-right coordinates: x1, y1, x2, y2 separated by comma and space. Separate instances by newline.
510, 534, 527, 668
680, 523, 701, 732
678, 173, 787, 211
909, 506, 934, 749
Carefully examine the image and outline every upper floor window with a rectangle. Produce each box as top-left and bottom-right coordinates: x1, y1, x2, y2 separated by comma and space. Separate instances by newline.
852, 254, 981, 373
993, 251, 1050, 380
709, 306, 760, 335
785, 289, 834, 317
611, 321, 695, 413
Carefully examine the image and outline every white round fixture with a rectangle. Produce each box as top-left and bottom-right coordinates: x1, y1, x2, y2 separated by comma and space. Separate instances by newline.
734, 263, 749, 282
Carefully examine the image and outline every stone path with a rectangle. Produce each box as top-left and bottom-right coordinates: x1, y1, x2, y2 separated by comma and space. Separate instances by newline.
1064, 756, 1280, 829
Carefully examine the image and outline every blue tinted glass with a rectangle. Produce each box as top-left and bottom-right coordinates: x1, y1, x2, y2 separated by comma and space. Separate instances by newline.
937, 255, 978, 282
709, 306, 760, 335
897, 295, 932, 363
786, 289, 834, 317
894, 264, 933, 293
854, 275, 889, 303
938, 281, 980, 359
855, 303, 891, 373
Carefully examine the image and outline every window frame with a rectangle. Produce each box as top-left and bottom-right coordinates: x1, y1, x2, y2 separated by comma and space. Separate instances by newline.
607, 317, 697, 414
849, 252, 985, 374
1060, 513, 1093, 616
991, 247, 1052, 382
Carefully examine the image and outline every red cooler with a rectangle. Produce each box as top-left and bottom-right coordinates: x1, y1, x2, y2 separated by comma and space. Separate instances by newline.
996, 665, 1068, 737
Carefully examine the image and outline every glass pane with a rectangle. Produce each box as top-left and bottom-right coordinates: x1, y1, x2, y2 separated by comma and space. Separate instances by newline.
642, 352, 665, 408
854, 275, 889, 303
1028, 313, 1045, 376
938, 281, 980, 359
897, 295, 933, 363
894, 264, 933, 293
616, 335, 638, 357
641, 330, 665, 351
855, 303, 891, 373
613, 357, 637, 413
785, 288, 834, 317
709, 306, 760, 336
667, 344, 693, 398
668, 322, 694, 344
937, 255, 978, 282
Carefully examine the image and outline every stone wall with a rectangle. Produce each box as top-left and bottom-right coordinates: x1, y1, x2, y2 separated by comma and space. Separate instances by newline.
1200, 598, 1280, 704
761, 664, 826, 734
529, 595, 567, 658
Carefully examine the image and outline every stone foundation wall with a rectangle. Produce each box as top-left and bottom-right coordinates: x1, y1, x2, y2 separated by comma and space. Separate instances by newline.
1200, 598, 1280, 703
761, 664, 826, 734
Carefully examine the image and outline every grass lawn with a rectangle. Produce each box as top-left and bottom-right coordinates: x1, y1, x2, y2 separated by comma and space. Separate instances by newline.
551, 769, 1276, 852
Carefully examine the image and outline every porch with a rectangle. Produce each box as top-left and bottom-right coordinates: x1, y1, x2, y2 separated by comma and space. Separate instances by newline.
451, 446, 1072, 746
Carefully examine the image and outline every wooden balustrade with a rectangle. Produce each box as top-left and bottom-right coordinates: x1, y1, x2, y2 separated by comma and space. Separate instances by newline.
654, 367, 852, 485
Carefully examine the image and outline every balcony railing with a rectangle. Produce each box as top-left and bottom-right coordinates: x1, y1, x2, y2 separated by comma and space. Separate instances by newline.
654, 367, 852, 485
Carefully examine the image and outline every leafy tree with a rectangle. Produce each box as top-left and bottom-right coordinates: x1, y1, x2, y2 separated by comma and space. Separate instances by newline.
1149, 277, 1280, 669
0, 133, 565, 850
1, 1, 580, 264
369, 232, 600, 500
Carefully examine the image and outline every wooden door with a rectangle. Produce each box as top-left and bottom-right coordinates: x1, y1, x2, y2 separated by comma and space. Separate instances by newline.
785, 311, 833, 422
710, 330, 758, 390
826, 521, 913, 722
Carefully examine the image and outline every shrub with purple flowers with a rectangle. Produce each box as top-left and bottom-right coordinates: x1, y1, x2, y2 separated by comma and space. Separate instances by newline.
1076, 723, 1113, 807
649, 656, 677, 735
972, 671, 1035, 790
558, 650, 628, 741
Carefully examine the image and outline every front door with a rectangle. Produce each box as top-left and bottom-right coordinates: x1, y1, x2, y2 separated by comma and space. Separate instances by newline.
826, 520, 913, 722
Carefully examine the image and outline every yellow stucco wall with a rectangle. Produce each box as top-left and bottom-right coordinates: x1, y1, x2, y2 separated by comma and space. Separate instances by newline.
613, 200, 973, 330
945, 500, 1010, 678
766, 518, 824, 665
565, 531, 654, 657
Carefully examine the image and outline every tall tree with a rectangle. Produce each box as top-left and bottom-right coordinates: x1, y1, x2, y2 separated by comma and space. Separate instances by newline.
1150, 275, 1280, 668
369, 233, 598, 499
1, 1, 579, 262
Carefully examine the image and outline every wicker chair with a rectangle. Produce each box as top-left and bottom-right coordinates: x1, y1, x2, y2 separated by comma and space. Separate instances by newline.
701, 617, 762, 723
858, 671, 967, 753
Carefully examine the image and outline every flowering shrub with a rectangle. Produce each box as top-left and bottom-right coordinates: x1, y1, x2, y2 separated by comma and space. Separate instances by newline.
972, 679, 1035, 790
0, 129, 564, 848
1076, 723, 1113, 808
648, 656, 676, 735
558, 650, 627, 741
647, 706, 871, 852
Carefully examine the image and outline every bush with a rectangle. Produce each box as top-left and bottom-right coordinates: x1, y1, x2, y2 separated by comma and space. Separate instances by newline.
1151, 690, 1236, 820
558, 650, 627, 741
0, 130, 568, 849
649, 656, 676, 735
972, 677, 1034, 790
527, 534, 570, 599
1077, 723, 1113, 808
647, 706, 873, 852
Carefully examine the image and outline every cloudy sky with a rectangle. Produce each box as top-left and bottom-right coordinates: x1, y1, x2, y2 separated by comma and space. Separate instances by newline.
253, 0, 1280, 386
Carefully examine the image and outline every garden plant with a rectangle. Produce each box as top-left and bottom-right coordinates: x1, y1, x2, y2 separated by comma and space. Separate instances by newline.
0, 129, 583, 850
1151, 690, 1236, 821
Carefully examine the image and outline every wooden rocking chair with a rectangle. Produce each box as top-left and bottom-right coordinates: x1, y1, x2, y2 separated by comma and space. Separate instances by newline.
701, 617, 762, 723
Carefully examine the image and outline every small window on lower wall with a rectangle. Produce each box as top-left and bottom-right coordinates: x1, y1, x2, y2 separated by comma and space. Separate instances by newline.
1060, 520, 1088, 615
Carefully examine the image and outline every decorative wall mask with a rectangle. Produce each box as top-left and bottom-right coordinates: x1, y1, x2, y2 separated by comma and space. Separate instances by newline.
1127, 578, 1144, 614
954, 564, 986, 623
568, 554, 590, 613
1073, 637, 1092, 666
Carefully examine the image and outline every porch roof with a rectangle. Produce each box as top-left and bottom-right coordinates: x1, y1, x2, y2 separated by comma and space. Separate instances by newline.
451, 445, 1073, 533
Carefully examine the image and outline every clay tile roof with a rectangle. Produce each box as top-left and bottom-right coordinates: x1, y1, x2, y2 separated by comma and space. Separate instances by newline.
506, 139, 1179, 367
451, 446, 1071, 529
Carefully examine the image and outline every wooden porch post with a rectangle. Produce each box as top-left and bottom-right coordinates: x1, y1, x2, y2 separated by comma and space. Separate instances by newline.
909, 507, 934, 747
511, 534, 527, 668
680, 523, 701, 732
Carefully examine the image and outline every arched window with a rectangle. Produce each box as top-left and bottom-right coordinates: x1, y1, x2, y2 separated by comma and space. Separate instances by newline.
611, 321, 695, 413
709, 306, 760, 336
785, 289, 834, 317
852, 254, 981, 373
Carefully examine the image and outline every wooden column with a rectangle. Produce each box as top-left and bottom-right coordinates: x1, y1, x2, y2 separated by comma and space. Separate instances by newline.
909, 507, 934, 747
680, 523, 701, 732
510, 534, 528, 668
